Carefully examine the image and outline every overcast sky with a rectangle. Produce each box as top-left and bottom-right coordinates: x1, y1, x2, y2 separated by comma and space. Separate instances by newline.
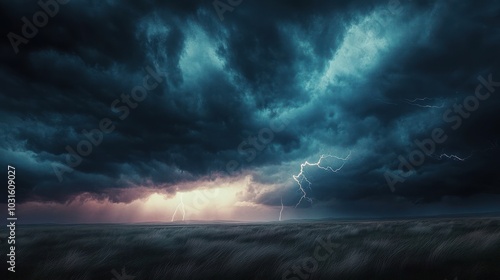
1, 0, 499, 223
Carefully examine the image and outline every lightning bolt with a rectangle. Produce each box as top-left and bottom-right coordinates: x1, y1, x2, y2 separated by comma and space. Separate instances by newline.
279, 197, 284, 221
436, 153, 471, 161
171, 193, 186, 222
293, 150, 351, 207
405, 97, 435, 103
404, 97, 445, 109
488, 139, 498, 150
372, 96, 446, 108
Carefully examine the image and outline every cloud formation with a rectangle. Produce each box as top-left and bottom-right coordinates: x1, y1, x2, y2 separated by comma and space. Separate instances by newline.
1, 0, 499, 219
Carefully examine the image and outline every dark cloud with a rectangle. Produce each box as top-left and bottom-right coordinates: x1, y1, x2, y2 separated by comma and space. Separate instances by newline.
1, 0, 499, 217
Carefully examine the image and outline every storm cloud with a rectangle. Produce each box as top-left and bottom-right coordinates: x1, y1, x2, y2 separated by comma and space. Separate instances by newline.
1, 0, 499, 219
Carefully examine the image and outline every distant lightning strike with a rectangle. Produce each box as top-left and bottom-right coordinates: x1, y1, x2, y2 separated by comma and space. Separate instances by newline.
405, 97, 434, 103
171, 193, 186, 222
279, 197, 284, 221
437, 153, 471, 161
372, 97, 446, 108
293, 150, 351, 207
404, 97, 445, 109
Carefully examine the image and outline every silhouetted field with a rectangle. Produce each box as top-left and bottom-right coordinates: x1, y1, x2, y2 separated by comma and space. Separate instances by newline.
3, 217, 500, 280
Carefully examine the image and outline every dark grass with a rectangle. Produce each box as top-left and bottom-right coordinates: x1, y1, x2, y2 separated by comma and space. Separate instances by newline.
2, 217, 500, 279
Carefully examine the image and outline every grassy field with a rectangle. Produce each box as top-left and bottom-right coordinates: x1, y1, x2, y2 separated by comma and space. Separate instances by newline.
2, 217, 500, 279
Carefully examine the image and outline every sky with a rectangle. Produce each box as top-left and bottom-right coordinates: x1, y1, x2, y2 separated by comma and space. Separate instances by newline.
1, 0, 499, 223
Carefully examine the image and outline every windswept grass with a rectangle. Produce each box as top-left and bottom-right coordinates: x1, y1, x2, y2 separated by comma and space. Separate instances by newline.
3, 217, 500, 279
